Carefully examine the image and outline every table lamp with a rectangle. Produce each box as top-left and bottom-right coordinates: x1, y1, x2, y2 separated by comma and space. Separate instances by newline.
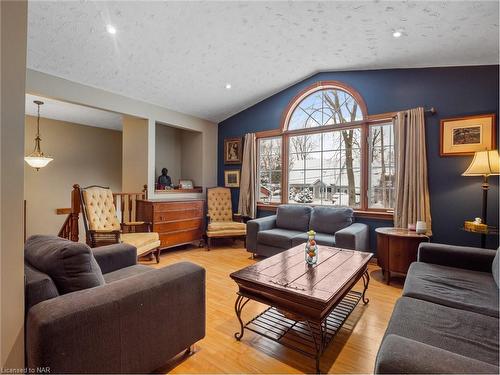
462, 149, 500, 225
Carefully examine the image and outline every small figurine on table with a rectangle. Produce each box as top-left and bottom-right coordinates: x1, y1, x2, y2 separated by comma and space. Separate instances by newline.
157, 168, 172, 189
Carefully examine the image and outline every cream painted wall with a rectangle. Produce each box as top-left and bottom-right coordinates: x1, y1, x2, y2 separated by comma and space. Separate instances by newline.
155, 124, 204, 187
122, 115, 148, 192
24, 116, 122, 238
1, 0, 27, 369
155, 124, 182, 185
181, 130, 203, 186
26, 70, 218, 200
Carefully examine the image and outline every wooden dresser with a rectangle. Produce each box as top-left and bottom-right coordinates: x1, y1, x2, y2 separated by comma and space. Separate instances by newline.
136, 199, 204, 250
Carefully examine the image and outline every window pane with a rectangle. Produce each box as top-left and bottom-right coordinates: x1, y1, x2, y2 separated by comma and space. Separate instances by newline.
289, 153, 304, 170
289, 134, 321, 154
305, 169, 321, 185
368, 123, 395, 209
322, 151, 342, 169
289, 186, 313, 203
322, 131, 342, 151
305, 152, 322, 170
258, 137, 282, 203
288, 170, 305, 185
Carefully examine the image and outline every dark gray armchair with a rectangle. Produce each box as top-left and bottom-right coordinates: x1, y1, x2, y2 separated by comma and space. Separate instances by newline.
247, 205, 369, 257
25, 235, 205, 374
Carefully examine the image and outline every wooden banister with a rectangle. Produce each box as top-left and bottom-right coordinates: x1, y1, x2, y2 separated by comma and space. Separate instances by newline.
57, 213, 72, 239
116, 187, 148, 231
70, 184, 81, 242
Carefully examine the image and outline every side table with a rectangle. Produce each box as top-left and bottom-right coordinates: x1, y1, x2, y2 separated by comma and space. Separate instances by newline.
375, 227, 430, 285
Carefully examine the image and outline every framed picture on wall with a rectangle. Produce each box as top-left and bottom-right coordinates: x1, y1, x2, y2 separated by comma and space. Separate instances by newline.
440, 114, 496, 156
224, 170, 240, 188
224, 137, 243, 164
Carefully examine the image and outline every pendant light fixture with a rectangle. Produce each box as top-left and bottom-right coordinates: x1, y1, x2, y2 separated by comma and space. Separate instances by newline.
24, 100, 53, 170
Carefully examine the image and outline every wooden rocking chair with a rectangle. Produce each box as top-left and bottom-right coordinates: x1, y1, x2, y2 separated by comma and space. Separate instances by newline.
80, 185, 161, 262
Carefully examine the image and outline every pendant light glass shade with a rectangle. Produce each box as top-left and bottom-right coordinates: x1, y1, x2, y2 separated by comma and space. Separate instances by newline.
25, 100, 53, 171
24, 155, 53, 169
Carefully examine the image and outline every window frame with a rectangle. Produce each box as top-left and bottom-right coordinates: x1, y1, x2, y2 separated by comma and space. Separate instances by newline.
256, 81, 396, 219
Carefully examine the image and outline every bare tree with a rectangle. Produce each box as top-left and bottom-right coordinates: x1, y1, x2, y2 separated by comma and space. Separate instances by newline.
324, 91, 360, 206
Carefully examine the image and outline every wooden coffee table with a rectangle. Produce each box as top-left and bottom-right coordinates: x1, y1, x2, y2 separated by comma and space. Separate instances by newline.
230, 245, 372, 373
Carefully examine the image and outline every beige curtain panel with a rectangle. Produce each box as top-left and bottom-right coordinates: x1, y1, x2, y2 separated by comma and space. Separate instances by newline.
393, 107, 432, 234
238, 133, 257, 218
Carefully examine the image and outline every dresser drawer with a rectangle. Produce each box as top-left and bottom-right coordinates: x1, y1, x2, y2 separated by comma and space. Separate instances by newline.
154, 208, 203, 223
154, 218, 203, 233
154, 201, 203, 212
160, 229, 202, 247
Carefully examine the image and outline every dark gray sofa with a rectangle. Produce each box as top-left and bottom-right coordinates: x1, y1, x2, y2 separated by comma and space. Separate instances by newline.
247, 205, 369, 257
375, 243, 499, 374
25, 235, 205, 374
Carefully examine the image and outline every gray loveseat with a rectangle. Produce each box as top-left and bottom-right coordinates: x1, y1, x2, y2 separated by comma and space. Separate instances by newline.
246, 205, 369, 257
25, 235, 205, 374
375, 243, 499, 374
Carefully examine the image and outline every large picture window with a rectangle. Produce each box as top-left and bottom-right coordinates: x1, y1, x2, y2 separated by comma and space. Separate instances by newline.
257, 81, 395, 215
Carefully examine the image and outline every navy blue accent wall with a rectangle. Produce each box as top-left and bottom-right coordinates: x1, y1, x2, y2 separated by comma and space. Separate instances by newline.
218, 65, 499, 251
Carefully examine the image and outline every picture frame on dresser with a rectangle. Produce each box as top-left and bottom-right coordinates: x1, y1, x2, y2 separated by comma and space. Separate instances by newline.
440, 114, 496, 156
179, 179, 194, 189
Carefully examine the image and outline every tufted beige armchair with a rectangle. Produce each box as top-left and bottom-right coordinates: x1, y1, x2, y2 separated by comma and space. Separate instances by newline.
206, 187, 247, 250
80, 186, 161, 262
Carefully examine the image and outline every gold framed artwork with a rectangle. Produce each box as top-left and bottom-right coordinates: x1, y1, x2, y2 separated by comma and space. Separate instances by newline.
440, 114, 496, 156
224, 137, 243, 164
224, 170, 240, 188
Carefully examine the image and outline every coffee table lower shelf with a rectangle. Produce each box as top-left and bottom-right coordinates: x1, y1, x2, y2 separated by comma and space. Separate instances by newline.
235, 290, 363, 373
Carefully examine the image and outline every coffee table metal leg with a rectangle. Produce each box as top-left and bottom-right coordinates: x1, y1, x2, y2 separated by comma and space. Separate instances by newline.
234, 294, 250, 341
361, 270, 370, 304
306, 321, 324, 373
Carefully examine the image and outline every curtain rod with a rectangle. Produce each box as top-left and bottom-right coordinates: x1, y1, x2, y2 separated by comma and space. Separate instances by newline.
393, 107, 436, 118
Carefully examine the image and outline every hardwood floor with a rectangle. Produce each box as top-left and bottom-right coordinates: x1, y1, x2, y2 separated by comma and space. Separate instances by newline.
147, 241, 403, 374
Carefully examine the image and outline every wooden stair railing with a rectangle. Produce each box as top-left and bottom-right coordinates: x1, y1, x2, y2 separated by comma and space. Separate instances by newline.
57, 184, 148, 242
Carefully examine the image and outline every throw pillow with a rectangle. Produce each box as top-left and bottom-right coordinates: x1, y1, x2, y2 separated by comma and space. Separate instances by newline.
25, 235, 105, 294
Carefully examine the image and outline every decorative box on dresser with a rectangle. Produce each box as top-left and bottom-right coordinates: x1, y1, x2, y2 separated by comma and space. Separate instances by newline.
136, 199, 204, 251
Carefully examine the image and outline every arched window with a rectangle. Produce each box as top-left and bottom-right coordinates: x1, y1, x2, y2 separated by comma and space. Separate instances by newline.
286, 85, 365, 130
257, 81, 394, 213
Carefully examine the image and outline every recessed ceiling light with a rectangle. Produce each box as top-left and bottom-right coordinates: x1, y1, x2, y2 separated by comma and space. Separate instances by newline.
392, 29, 403, 38
106, 24, 117, 35
225, 83, 232, 90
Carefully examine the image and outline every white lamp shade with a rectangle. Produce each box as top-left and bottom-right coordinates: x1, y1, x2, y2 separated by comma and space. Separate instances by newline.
462, 150, 500, 177
24, 156, 53, 169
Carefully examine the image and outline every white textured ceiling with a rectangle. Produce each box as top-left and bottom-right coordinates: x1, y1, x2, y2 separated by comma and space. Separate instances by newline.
27, 1, 499, 122
26, 94, 123, 131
